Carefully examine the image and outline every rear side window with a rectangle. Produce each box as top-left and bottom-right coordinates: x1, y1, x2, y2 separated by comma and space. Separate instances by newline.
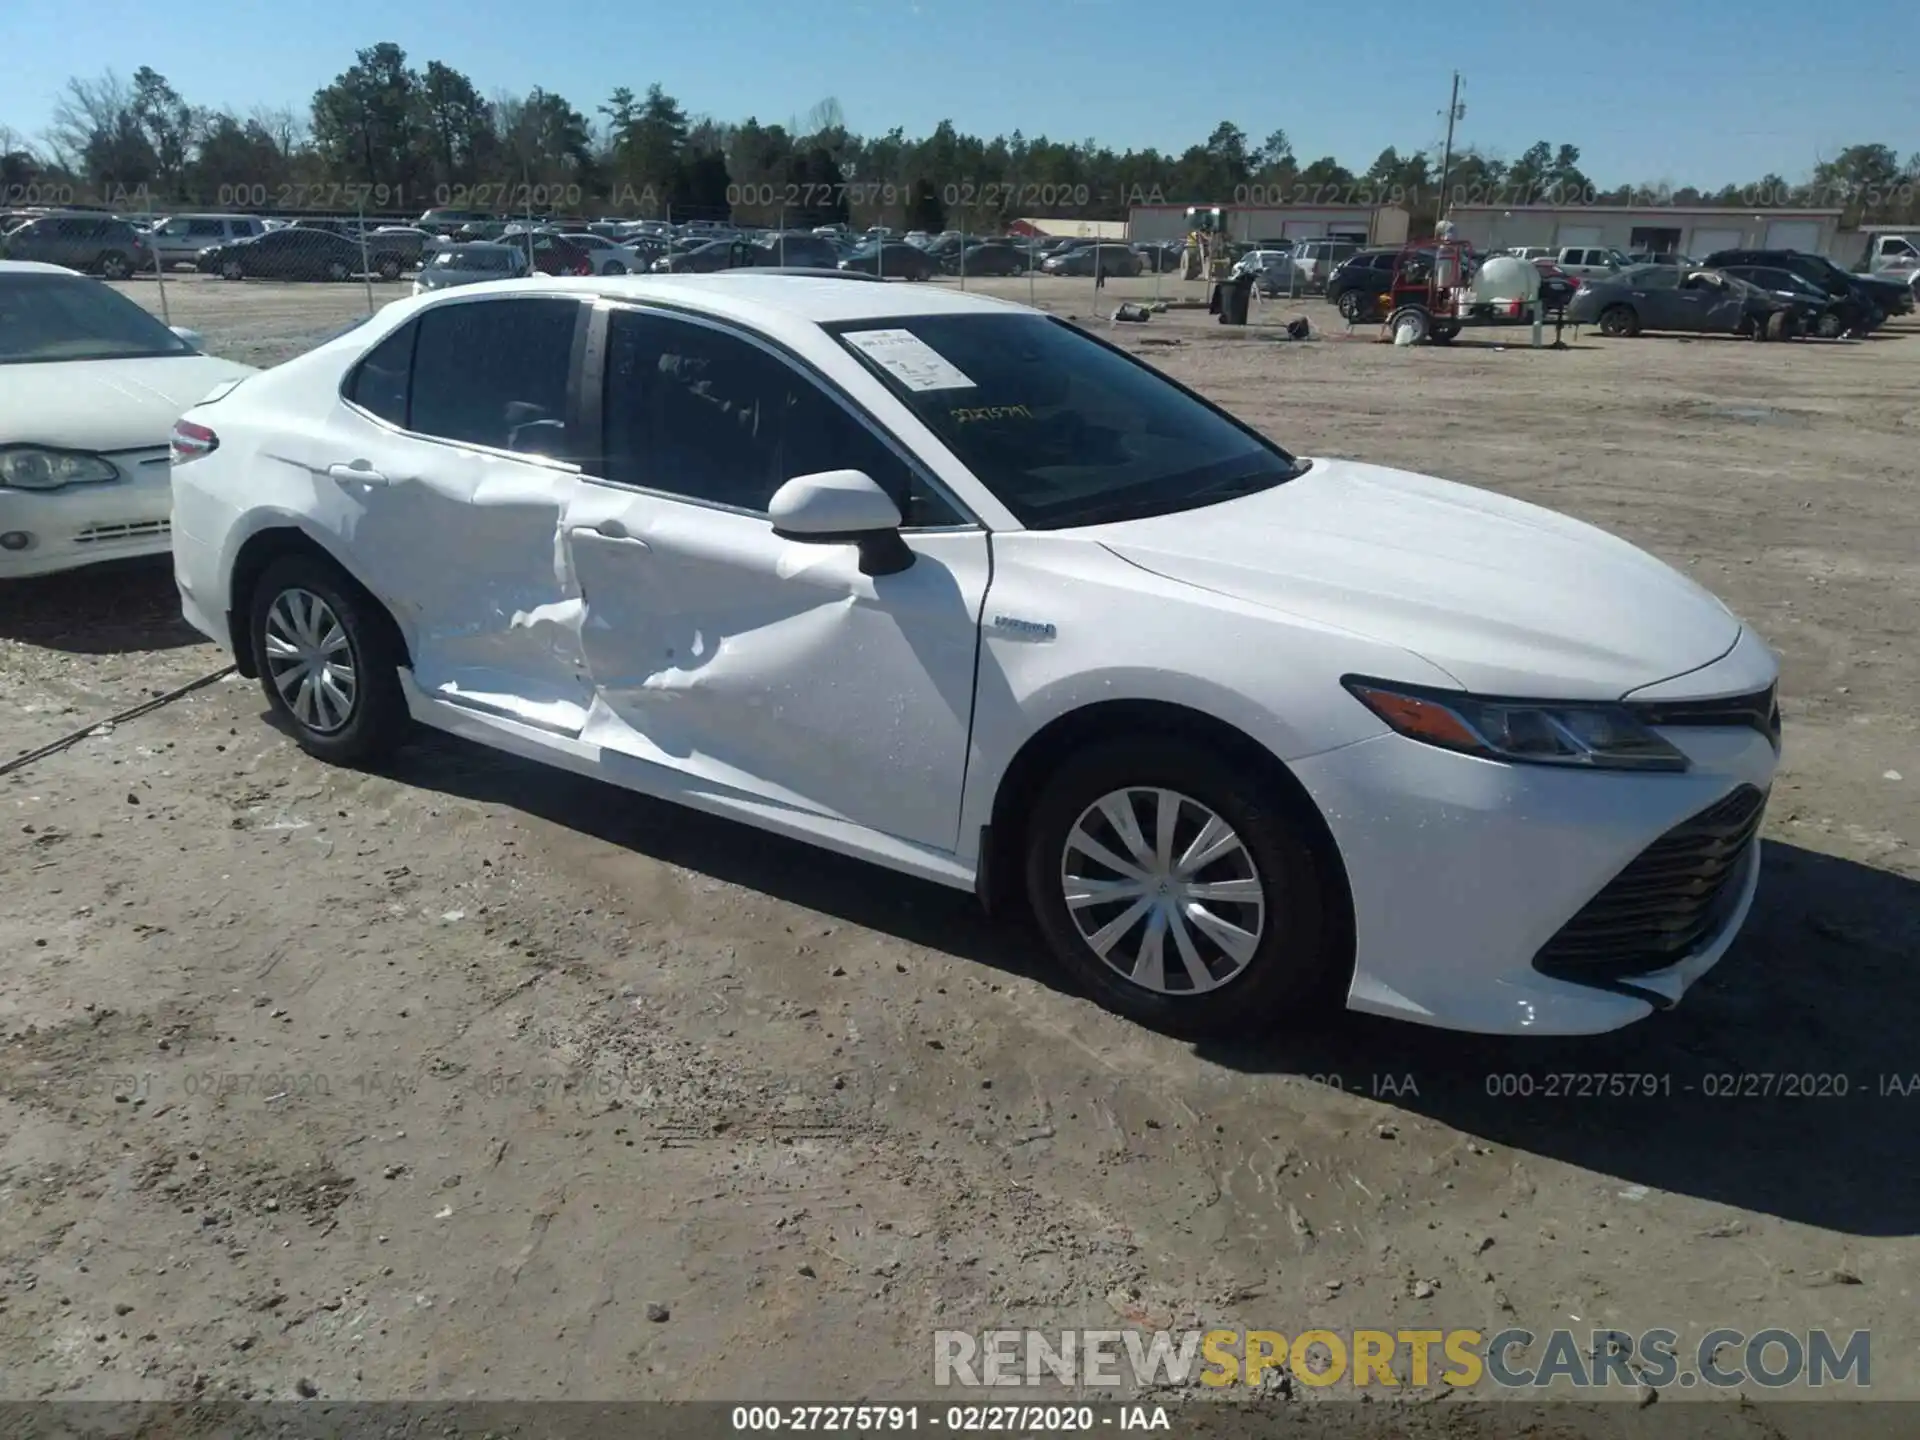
408, 298, 580, 458
346, 320, 417, 427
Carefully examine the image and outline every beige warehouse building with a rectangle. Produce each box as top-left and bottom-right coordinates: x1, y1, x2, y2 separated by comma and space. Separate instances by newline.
1127, 203, 1411, 247
1443, 204, 1845, 259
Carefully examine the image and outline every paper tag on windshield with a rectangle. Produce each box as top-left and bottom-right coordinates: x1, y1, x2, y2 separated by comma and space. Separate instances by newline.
842, 328, 976, 391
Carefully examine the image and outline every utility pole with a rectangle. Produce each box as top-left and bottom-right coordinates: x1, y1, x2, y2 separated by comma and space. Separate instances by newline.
1435, 71, 1463, 230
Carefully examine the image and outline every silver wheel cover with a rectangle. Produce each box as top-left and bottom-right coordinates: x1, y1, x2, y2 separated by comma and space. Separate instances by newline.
1061, 787, 1267, 995
264, 588, 358, 734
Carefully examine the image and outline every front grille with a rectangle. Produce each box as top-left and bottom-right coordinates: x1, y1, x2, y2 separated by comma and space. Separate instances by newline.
1534, 785, 1767, 980
1629, 683, 1780, 749
74, 520, 170, 544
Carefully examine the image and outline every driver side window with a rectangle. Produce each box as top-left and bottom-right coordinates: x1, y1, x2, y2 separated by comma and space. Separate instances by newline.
597, 310, 962, 526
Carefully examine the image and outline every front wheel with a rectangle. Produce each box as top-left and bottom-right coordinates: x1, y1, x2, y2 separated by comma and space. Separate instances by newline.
222, 258, 245, 281
98, 251, 132, 280
249, 554, 408, 767
1336, 290, 1363, 321
1816, 311, 1845, 339
377, 256, 403, 282
1023, 740, 1339, 1037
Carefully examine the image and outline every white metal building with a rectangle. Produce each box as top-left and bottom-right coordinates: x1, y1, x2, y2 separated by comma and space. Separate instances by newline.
1443, 205, 1844, 259
1127, 203, 1411, 247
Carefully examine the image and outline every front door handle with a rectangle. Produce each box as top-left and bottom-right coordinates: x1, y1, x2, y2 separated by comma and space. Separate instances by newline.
596, 519, 633, 540
328, 462, 389, 485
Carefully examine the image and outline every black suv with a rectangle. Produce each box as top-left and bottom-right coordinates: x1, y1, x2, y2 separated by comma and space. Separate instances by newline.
1702, 250, 1909, 326
1326, 249, 1403, 318
0, 212, 154, 278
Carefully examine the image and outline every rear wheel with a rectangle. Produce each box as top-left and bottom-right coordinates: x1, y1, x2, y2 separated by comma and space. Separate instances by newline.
1816, 311, 1845, 339
1336, 290, 1364, 321
601, 259, 625, 275
97, 251, 131, 280
1431, 323, 1461, 344
1023, 740, 1339, 1037
248, 554, 408, 767
1764, 310, 1794, 342
1597, 304, 1639, 337
221, 257, 245, 281
377, 256, 403, 282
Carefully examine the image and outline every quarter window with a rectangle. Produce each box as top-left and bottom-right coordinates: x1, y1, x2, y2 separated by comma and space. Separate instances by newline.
346, 320, 417, 427
409, 298, 579, 458
597, 310, 961, 526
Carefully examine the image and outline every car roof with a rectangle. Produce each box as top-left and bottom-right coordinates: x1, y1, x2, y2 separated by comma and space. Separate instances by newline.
403, 272, 1028, 325
0, 259, 84, 276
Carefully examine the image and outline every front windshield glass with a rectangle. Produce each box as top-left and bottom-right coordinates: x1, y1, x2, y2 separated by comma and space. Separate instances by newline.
830, 313, 1302, 530
0, 273, 194, 364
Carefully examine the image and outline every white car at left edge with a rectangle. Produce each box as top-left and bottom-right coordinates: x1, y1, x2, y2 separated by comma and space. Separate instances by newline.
0, 260, 256, 578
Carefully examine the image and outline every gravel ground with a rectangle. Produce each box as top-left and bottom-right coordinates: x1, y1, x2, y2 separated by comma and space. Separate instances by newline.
1, 275, 1915, 1424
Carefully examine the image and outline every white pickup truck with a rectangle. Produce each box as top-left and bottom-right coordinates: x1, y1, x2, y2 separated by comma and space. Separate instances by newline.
1866, 233, 1919, 275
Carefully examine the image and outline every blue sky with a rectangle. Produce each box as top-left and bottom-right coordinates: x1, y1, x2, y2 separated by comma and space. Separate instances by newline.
6, 0, 1913, 188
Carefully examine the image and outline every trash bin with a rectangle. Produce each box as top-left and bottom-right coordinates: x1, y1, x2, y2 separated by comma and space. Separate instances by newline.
1218, 273, 1254, 326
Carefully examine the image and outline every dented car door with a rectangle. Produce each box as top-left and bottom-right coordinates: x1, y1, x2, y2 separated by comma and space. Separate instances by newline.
562, 305, 989, 852
332, 296, 598, 731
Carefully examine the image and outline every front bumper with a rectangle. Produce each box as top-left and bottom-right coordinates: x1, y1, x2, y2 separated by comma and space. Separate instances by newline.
0, 449, 174, 578
1291, 631, 1781, 1035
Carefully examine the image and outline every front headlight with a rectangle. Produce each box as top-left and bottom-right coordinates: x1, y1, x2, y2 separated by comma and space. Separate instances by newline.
0, 447, 120, 491
1344, 676, 1689, 772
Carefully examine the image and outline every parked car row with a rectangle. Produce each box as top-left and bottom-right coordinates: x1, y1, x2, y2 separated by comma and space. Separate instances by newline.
1489, 244, 1914, 337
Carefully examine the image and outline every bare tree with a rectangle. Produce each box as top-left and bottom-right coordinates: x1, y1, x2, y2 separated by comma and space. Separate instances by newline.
45, 71, 137, 169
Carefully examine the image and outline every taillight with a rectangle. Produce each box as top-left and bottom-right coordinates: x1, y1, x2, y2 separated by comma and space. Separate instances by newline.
170, 418, 218, 465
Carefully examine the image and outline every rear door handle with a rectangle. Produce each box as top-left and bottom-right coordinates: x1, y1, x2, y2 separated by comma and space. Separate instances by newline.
328, 463, 389, 485
595, 519, 642, 541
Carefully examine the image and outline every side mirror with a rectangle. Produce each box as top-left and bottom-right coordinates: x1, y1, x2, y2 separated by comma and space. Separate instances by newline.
768, 469, 914, 577
170, 326, 204, 349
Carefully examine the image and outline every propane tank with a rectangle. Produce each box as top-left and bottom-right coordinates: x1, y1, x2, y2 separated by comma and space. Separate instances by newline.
1472, 254, 1542, 304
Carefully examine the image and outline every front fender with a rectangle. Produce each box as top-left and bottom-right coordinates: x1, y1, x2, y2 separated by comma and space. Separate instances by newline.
956, 532, 1453, 859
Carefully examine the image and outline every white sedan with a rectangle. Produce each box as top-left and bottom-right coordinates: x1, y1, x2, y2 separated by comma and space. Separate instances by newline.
2, 260, 256, 578
558, 232, 647, 275
168, 274, 1780, 1038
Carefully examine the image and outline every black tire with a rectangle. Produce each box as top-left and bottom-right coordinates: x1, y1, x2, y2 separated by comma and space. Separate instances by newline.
324, 259, 350, 283
1387, 306, 1431, 344
97, 251, 131, 280
601, 259, 625, 275
1764, 311, 1793, 342
1816, 311, 1845, 339
1022, 738, 1339, 1037
1336, 289, 1363, 321
1431, 323, 1460, 344
1597, 305, 1639, 337
222, 258, 245, 281
248, 554, 408, 767
377, 256, 403, 282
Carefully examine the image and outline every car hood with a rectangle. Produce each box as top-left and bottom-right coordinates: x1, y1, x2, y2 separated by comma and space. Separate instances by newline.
4, 354, 258, 453
1084, 458, 1741, 699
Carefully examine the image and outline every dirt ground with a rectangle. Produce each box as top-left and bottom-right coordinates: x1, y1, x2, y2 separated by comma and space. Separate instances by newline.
1, 274, 1915, 1424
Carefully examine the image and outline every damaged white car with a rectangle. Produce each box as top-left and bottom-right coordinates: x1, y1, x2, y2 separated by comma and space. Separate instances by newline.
170, 274, 1779, 1038
2, 260, 255, 578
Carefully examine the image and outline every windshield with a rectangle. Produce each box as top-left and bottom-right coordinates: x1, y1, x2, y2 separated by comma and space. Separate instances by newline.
0, 273, 194, 364
830, 313, 1302, 529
